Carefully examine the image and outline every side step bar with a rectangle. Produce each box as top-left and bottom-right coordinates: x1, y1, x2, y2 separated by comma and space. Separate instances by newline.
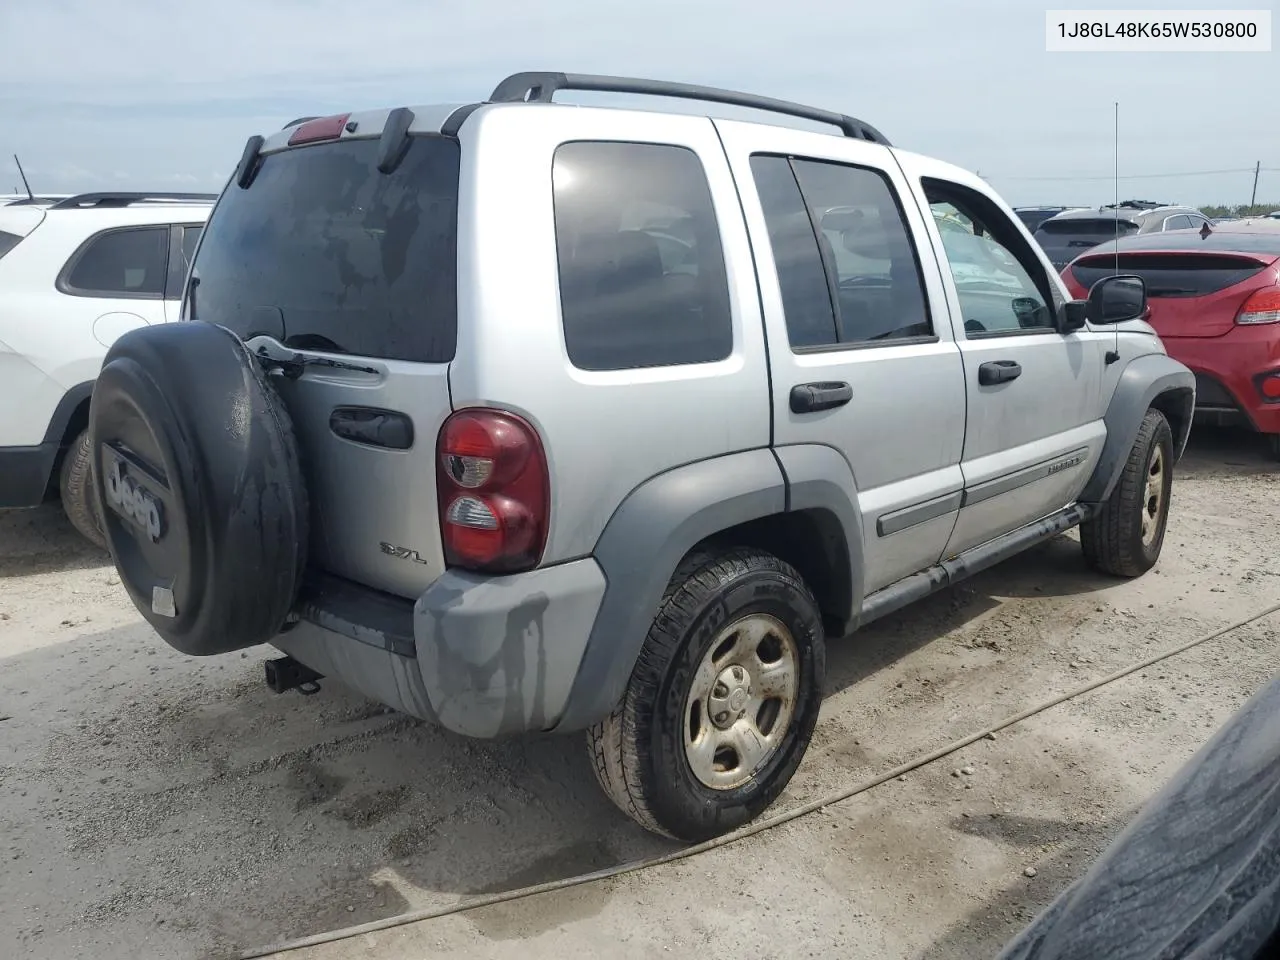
859, 502, 1096, 629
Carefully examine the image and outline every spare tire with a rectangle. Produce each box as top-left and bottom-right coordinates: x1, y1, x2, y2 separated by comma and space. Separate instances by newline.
89, 321, 308, 656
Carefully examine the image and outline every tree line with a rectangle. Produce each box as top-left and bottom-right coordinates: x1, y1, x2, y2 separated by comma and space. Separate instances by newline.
1197, 203, 1280, 218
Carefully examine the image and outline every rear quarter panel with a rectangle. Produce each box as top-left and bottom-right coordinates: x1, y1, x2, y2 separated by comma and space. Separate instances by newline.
450, 104, 772, 564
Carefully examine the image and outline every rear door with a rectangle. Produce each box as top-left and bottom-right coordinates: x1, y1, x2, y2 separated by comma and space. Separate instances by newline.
717, 120, 966, 594
185, 127, 460, 599
897, 159, 1107, 556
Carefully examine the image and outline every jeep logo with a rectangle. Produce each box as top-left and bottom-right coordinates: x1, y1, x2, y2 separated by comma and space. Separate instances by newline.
105, 458, 165, 543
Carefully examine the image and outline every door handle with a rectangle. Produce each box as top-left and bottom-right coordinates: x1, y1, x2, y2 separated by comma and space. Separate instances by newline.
978, 360, 1022, 386
790, 381, 853, 414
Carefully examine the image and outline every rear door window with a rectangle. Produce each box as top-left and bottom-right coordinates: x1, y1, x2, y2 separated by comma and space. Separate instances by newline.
749, 154, 931, 348
60, 226, 170, 297
189, 135, 460, 363
551, 141, 733, 371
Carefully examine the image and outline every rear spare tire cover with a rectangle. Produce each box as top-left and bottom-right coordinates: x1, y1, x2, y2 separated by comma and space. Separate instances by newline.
89, 321, 308, 656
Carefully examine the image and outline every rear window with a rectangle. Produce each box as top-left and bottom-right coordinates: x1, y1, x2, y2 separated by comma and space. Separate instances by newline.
1037, 217, 1139, 240
1015, 210, 1060, 232
1072, 253, 1268, 298
0, 230, 22, 260
189, 135, 459, 363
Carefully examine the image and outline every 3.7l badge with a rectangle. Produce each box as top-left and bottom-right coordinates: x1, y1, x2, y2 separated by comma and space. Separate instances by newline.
380, 542, 429, 564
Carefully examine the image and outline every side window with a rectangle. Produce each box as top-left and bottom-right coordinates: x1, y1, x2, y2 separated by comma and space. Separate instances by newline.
180, 225, 202, 274
0, 230, 23, 260
551, 141, 732, 372
750, 155, 932, 348
165, 223, 205, 300
749, 155, 838, 347
1164, 214, 1193, 230
923, 179, 1058, 337
61, 226, 169, 298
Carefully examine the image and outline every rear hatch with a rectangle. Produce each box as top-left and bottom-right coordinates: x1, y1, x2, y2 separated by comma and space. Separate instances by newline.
1035, 217, 1138, 269
185, 125, 460, 599
1069, 250, 1280, 338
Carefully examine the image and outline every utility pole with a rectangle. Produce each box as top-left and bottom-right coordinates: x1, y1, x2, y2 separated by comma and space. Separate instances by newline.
1250, 160, 1261, 209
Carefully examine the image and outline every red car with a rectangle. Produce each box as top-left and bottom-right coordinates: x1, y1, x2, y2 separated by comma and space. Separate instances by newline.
1061, 219, 1280, 460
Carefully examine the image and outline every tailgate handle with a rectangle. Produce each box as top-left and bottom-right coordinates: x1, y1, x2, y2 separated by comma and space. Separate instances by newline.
329, 407, 414, 450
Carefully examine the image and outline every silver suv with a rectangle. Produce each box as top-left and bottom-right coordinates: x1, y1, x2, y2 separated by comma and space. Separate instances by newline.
88, 72, 1195, 842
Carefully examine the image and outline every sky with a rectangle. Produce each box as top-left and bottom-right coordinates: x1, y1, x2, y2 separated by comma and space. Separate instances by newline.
0, 0, 1276, 208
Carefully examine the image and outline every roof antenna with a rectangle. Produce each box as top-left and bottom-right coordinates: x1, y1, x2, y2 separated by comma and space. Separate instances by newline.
13, 154, 33, 201
1105, 102, 1120, 366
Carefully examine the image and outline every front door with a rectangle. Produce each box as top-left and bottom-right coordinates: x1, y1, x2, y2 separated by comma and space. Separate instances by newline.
897, 161, 1107, 556
717, 120, 966, 595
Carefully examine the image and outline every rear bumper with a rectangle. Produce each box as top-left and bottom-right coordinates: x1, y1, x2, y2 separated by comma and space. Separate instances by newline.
0, 442, 58, 509
1162, 329, 1280, 434
279, 558, 607, 738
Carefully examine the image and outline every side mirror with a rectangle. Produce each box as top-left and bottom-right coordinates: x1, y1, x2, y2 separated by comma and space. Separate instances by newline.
1087, 274, 1147, 325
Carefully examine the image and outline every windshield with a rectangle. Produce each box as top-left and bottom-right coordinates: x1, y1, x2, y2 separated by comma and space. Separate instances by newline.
188, 135, 460, 363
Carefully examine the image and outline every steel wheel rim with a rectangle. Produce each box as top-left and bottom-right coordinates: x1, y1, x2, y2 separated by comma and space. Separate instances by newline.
1142, 444, 1166, 547
683, 613, 800, 791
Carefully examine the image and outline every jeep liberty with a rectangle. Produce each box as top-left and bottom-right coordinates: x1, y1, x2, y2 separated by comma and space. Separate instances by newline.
88, 73, 1195, 841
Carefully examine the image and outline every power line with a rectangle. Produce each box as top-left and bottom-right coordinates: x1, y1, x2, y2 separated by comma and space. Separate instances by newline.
993, 167, 1280, 182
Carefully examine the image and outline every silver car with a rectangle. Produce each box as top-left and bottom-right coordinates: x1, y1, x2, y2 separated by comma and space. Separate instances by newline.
88, 72, 1195, 842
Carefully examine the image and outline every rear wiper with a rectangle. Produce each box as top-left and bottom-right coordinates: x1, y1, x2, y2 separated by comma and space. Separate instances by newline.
252, 343, 378, 378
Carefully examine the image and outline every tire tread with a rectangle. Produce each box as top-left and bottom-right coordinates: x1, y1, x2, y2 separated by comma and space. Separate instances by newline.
1081, 408, 1172, 577
58, 429, 106, 550
587, 547, 821, 840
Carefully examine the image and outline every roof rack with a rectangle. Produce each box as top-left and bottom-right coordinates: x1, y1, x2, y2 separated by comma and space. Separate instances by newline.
487, 71, 891, 145
2, 194, 69, 206
48, 192, 219, 210
1102, 199, 1165, 210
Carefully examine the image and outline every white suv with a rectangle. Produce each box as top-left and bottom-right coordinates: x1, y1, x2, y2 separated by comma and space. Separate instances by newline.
0, 192, 213, 545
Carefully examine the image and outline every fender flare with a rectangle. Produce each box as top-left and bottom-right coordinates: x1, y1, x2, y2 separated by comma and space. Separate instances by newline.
41, 380, 95, 446
552, 445, 863, 733
1079, 353, 1195, 505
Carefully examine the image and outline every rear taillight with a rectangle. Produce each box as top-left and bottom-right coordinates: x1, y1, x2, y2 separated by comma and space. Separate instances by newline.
1236, 288, 1280, 325
436, 409, 549, 574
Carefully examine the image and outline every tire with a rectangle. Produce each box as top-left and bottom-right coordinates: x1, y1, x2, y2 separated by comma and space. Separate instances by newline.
587, 547, 826, 842
58, 428, 107, 550
1081, 407, 1174, 578
1267, 433, 1280, 463
89, 321, 308, 656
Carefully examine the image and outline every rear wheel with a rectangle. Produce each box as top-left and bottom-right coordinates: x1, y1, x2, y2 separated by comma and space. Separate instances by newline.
1266, 433, 1280, 462
1081, 408, 1174, 577
58, 428, 106, 550
587, 548, 825, 842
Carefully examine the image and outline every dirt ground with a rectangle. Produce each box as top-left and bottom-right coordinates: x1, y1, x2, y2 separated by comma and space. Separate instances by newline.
3, 425, 1279, 960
